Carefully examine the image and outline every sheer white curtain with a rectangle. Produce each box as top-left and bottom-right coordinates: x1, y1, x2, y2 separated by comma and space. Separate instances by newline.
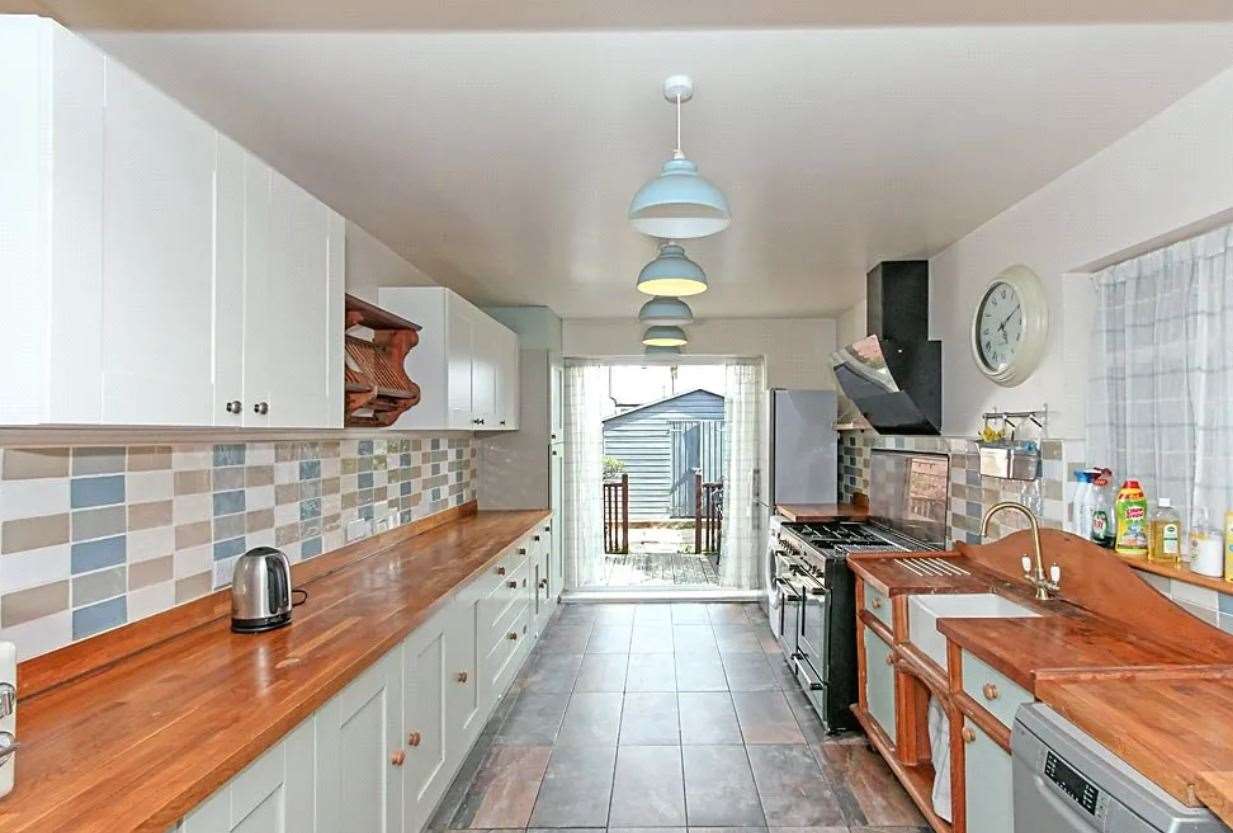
562, 361, 607, 589
719, 360, 764, 589
1087, 223, 1233, 530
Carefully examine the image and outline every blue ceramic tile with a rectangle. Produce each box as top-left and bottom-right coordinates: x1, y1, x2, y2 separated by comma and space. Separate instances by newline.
1219, 592, 1233, 615
400, 453, 411, 467
400, 510, 413, 524
213, 536, 246, 561
432, 463, 441, 476
358, 440, 373, 456
299, 460, 321, 481
432, 487, 442, 501
431, 438, 441, 450
70, 475, 125, 508
400, 481, 412, 496
1221, 612, 1233, 635
213, 444, 246, 467
213, 490, 246, 516
72, 596, 127, 640
301, 536, 323, 558
71, 535, 126, 574
966, 501, 982, 518
358, 472, 374, 490
359, 505, 374, 521
299, 498, 321, 521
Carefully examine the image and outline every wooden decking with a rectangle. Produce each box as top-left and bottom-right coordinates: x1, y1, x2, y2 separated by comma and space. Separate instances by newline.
599, 551, 720, 587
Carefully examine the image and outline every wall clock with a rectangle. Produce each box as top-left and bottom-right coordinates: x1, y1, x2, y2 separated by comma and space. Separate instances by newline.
969, 265, 1049, 387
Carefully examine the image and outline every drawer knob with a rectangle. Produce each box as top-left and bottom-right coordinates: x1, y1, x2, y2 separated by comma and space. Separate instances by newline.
884, 653, 896, 666
982, 682, 1000, 701
407, 731, 422, 747
456, 671, 469, 684
534, 535, 541, 541
496, 566, 507, 576
507, 632, 518, 641
507, 580, 518, 588
871, 596, 883, 609
519, 547, 527, 555
961, 727, 976, 744
253, 401, 269, 415
224, 400, 242, 414
391, 750, 406, 766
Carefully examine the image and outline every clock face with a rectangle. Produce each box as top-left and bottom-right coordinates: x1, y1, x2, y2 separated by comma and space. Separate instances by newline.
975, 281, 1023, 373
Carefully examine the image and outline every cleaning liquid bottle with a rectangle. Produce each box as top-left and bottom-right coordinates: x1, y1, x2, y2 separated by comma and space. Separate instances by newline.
1072, 471, 1093, 539
1114, 479, 1149, 556
1190, 507, 1223, 578
1089, 469, 1115, 549
1225, 511, 1233, 583
1148, 498, 1181, 565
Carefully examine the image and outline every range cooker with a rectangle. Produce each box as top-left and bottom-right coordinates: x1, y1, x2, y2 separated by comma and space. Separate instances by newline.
768, 449, 949, 733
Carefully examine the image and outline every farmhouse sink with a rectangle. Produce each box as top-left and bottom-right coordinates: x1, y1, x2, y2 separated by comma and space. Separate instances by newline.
907, 593, 1040, 667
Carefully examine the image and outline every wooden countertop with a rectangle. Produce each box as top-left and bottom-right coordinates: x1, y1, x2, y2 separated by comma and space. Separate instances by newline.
847, 532, 1233, 822
0, 508, 550, 833
775, 502, 869, 522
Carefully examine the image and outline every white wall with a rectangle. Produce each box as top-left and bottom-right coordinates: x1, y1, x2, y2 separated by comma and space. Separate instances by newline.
344, 220, 437, 303
929, 63, 1233, 439
561, 317, 837, 390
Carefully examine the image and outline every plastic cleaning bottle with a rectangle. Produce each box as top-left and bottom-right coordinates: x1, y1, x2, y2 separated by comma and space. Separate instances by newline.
1072, 471, 1093, 540
1225, 511, 1233, 583
1114, 479, 1149, 556
1148, 498, 1182, 565
1189, 507, 1223, 578
1089, 470, 1116, 549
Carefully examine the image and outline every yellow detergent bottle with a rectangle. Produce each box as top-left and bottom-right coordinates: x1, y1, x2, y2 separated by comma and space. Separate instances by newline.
1114, 479, 1149, 557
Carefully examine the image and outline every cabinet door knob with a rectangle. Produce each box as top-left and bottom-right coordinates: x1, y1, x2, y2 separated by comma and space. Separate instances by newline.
500, 420, 506, 426
391, 750, 406, 766
506, 580, 518, 589
539, 578, 548, 589
455, 671, 469, 684
982, 682, 1000, 701
519, 548, 527, 555
884, 653, 896, 666
407, 731, 422, 747
496, 566, 507, 575
961, 727, 976, 744
507, 632, 518, 641
533, 535, 541, 541
870, 596, 883, 609
253, 401, 269, 415
224, 400, 242, 414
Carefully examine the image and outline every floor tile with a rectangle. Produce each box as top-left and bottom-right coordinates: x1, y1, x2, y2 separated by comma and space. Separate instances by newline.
732, 691, 806, 744
627, 652, 678, 692
539, 624, 593, 653
528, 745, 616, 828
722, 652, 780, 692
631, 623, 676, 653
450, 745, 551, 828
634, 603, 674, 625
612, 828, 686, 833
713, 624, 765, 654
783, 687, 828, 744
610, 745, 687, 826
574, 653, 628, 692
521, 651, 584, 693
556, 691, 623, 746
672, 624, 718, 653
707, 602, 753, 624
746, 745, 846, 827
815, 741, 926, 827
620, 692, 681, 745
495, 692, 570, 745
690, 828, 768, 833
594, 603, 637, 624
671, 603, 711, 624
678, 691, 743, 745
586, 624, 632, 653
682, 744, 766, 827
675, 651, 728, 692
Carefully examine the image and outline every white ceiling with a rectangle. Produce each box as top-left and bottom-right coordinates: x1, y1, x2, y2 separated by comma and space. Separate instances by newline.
40, 5, 1233, 319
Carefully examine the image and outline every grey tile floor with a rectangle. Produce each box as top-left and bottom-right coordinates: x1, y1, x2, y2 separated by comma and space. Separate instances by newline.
430, 601, 929, 833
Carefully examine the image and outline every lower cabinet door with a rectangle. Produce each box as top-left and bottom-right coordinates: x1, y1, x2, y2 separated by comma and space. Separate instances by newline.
316, 650, 403, 833
403, 612, 450, 833
446, 592, 484, 755
180, 719, 315, 833
963, 718, 1014, 833
862, 627, 897, 744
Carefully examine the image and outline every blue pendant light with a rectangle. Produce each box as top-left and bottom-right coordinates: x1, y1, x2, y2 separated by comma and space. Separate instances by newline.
636, 242, 707, 297
642, 325, 688, 347
644, 344, 683, 357
628, 76, 730, 240
638, 296, 694, 326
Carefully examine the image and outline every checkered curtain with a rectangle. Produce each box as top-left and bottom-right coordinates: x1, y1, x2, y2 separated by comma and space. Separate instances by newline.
1087, 223, 1233, 531
718, 360, 765, 589
562, 360, 607, 588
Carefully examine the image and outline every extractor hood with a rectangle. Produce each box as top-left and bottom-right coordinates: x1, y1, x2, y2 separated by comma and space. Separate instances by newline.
831, 261, 941, 435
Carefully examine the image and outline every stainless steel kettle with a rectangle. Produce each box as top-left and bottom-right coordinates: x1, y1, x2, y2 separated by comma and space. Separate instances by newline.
230, 546, 293, 633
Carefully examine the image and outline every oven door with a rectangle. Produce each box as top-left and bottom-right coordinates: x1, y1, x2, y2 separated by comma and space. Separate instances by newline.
796, 574, 829, 683
770, 563, 803, 656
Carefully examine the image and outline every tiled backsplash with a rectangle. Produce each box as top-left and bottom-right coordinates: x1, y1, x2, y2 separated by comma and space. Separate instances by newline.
0, 436, 476, 660
838, 430, 1233, 633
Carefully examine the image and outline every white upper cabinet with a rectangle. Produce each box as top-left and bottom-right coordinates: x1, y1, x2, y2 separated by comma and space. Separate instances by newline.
0, 16, 343, 428
378, 287, 520, 432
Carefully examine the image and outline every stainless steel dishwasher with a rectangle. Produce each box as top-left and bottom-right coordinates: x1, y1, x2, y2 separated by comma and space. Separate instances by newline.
1012, 703, 1230, 833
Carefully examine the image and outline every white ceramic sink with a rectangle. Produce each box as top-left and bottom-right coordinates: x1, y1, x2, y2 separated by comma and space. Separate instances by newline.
907, 593, 1040, 667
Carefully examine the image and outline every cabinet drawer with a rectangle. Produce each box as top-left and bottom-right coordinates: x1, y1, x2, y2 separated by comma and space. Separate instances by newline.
864, 585, 892, 628
960, 650, 1033, 728
484, 602, 529, 697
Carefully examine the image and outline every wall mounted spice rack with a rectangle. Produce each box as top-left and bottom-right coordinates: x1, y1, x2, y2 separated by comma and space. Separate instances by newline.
978, 406, 1048, 480
343, 294, 422, 428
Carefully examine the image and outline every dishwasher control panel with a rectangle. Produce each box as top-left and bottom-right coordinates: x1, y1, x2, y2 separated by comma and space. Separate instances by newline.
1045, 750, 1102, 816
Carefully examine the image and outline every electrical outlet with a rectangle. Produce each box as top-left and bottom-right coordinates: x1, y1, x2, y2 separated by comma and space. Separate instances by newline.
374, 517, 390, 534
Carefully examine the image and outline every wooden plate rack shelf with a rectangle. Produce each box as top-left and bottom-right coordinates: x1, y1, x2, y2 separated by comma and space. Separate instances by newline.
343, 293, 422, 427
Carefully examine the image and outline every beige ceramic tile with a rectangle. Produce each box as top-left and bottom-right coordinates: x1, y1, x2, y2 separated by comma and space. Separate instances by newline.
246, 465, 274, 487
127, 445, 173, 471
174, 571, 213, 604
173, 469, 212, 496
174, 520, 213, 550
128, 500, 173, 532
129, 555, 174, 590
3, 448, 70, 480
2, 513, 70, 554
246, 508, 275, 533
2, 580, 69, 627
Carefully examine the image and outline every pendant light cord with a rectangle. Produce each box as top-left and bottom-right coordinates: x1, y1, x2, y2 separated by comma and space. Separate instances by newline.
675, 93, 683, 157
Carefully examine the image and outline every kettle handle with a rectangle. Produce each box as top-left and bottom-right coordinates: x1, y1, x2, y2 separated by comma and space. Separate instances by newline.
267, 555, 290, 613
